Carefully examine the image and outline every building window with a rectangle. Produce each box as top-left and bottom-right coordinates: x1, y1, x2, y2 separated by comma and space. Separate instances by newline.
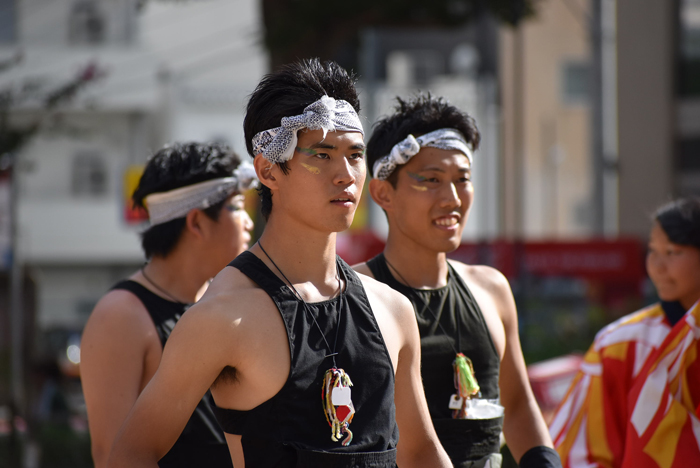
72, 152, 107, 196
386, 50, 444, 87
561, 61, 590, 104
0, 0, 16, 43
68, 0, 105, 45
679, 0, 700, 96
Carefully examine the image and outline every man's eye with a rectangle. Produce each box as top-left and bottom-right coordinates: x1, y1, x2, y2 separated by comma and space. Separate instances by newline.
316, 153, 330, 159
350, 152, 365, 160
225, 204, 243, 212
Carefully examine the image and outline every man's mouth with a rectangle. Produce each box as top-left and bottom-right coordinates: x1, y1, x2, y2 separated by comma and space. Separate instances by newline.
331, 192, 355, 204
434, 215, 460, 227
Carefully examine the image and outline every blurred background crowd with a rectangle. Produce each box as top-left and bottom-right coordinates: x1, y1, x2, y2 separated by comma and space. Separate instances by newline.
0, 0, 696, 466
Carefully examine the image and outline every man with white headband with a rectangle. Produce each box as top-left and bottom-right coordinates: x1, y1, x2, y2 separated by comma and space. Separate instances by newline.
354, 95, 561, 468
108, 59, 451, 468
82, 142, 254, 468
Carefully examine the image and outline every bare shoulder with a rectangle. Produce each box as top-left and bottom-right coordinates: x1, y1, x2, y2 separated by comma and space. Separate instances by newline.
356, 272, 416, 371
357, 273, 414, 325
351, 261, 374, 278
447, 260, 515, 347
178, 265, 267, 330
83, 288, 155, 343
171, 265, 282, 359
448, 260, 512, 296
80, 286, 162, 383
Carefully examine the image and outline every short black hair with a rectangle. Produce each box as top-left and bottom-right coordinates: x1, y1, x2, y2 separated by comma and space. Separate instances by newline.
243, 58, 360, 219
366, 94, 481, 186
133, 142, 242, 259
654, 197, 700, 249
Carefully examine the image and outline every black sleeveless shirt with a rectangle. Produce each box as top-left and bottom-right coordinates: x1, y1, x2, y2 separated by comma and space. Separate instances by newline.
112, 281, 232, 468
212, 252, 399, 468
367, 254, 503, 464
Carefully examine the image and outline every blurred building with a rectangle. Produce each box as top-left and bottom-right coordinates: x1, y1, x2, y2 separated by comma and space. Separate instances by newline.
498, 0, 700, 239
499, 0, 595, 239
617, 0, 700, 236
0, 0, 267, 355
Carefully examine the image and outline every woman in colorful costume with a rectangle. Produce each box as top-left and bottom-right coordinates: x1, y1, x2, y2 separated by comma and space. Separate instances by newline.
550, 197, 700, 468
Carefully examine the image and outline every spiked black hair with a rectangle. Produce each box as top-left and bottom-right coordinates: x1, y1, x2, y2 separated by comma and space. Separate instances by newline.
366, 94, 480, 186
244, 58, 360, 219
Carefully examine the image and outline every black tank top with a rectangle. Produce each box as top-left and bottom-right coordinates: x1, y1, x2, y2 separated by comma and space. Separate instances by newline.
212, 252, 399, 468
367, 254, 503, 463
111, 280, 232, 468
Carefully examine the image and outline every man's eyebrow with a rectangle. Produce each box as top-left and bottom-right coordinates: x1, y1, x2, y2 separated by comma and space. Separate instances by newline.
419, 166, 446, 173
309, 141, 336, 150
308, 142, 366, 151
418, 165, 471, 173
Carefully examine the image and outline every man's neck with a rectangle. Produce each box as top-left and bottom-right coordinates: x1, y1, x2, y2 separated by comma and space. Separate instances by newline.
138, 252, 210, 304
382, 236, 450, 289
253, 217, 341, 301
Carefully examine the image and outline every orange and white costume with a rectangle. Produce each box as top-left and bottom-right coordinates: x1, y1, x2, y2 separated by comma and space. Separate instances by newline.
550, 301, 700, 468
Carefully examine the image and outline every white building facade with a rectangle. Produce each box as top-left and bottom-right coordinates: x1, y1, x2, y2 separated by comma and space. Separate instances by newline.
1, 0, 267, 348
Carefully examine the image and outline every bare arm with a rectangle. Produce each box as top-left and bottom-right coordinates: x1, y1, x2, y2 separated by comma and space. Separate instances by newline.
392, 294, 452, 468
81, 291, 160, 468
491, 271, 554, 461
106, 301, 234, 468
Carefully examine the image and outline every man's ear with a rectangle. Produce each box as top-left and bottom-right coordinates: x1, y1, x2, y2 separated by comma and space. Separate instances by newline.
185, 208, 206, 240
369, 178, 394, 212
254, 154, 278, 189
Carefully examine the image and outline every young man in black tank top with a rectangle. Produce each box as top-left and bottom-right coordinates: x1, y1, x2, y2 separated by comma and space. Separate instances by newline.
353, 95, 561, 468
107, 60, 451, 468
81, 142, 255, 467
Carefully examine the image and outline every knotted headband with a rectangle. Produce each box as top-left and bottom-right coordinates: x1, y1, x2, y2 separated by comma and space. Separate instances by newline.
251, 95, 364, 163
372, 128, 473, 181
145, 161, 258, 226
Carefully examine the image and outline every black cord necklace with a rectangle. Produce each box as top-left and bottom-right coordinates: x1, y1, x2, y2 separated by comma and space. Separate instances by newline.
140, 264, 191, 307
383, 256, 461, 353
383, 255, 480, 417
257, 241, 356, 446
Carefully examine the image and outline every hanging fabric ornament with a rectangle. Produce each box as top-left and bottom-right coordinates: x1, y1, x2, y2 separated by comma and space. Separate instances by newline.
450, 353, 480, 419
322, 367, 355, 446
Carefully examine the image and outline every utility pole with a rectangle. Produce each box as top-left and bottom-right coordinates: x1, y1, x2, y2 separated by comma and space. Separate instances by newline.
591, 0, 619, 236
504, 1, 527, 239
591, 0, 605, 235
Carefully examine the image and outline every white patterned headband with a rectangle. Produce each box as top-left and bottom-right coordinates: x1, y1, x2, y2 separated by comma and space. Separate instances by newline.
251, 95, 364, 163
372, 128, 473, 181
145, 162, 258, 227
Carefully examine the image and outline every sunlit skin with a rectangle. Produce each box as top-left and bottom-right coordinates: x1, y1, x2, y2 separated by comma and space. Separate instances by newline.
211, 193, 254, 263
373, 147, 474, 262
104, 127, 455, 468
358, 144, 555, 462
263, 130, 367, 235
646, 222, 700, 310
81, 190, 254, 468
